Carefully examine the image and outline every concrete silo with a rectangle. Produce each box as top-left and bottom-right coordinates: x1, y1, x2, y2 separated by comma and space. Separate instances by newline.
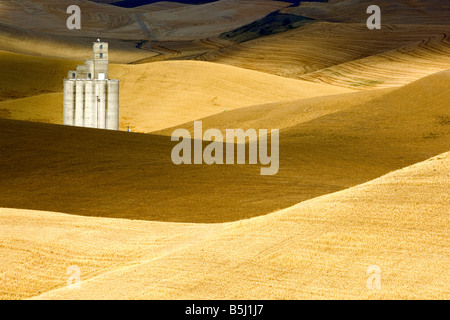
74, 81, 85, 127
63, 40, 119, 130
106, 80, 119, 131
63, 80, 75, 125
96, 80, 107, 129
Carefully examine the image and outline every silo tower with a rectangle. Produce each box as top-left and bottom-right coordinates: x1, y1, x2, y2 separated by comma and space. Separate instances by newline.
63, 40, 119, 130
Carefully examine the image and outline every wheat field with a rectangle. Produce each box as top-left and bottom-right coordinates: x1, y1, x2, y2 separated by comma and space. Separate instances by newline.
1, 152, 447, 299
0, 0, 449, 300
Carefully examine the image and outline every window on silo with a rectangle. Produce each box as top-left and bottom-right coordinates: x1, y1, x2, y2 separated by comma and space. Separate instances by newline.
88, 73, 91, 79
100, 45, 103, 49
100, 53, 103, 59
72, 73, 76, 78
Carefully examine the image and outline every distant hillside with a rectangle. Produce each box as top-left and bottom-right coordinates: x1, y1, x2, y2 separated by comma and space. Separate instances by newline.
91, 0, 327, 9
221, 10, 315, 43
1, 70, 448, 223
99, 0, 219, 8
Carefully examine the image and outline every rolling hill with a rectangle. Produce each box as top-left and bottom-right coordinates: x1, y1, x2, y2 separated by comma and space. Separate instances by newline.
0, 51, 352, 132
198, 22, 450, 88
0, 0, 449, 301
1, 151, 447, 299
1, 70, 448, 224
0, 0, 291, 62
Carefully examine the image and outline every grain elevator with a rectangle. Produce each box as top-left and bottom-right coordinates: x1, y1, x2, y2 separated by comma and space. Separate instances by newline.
63, 40, 119, 130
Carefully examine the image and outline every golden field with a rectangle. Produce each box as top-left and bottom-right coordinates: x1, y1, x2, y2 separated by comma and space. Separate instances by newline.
1, 152, 448, 299
0, 0, 449, 300
0, 51, 351, 132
